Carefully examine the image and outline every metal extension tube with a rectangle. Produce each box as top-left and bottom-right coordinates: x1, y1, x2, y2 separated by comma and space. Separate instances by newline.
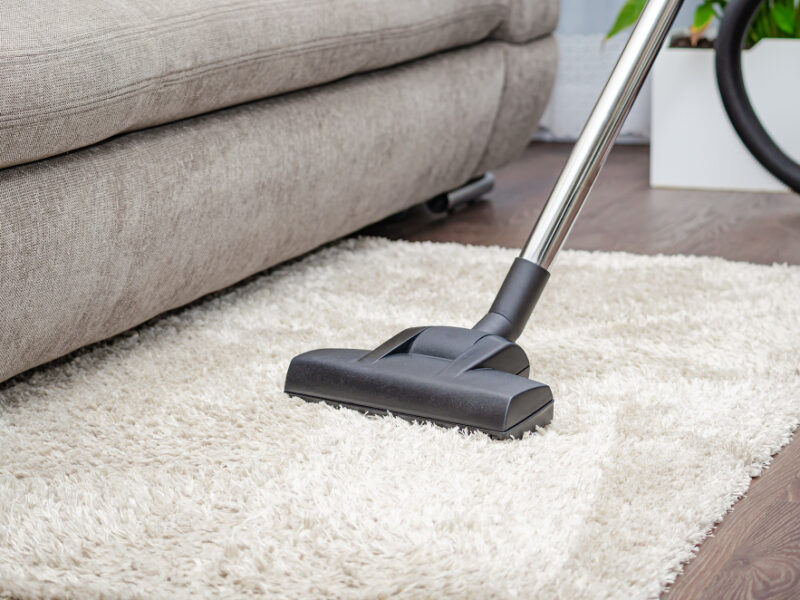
521, 0, 685, 269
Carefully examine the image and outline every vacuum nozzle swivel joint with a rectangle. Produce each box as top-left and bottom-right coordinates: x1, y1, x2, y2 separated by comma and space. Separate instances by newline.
473, 258, 550, 342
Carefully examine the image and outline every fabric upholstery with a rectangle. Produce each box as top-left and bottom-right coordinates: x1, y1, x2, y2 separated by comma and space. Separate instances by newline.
495, 0, 560, 42
0, 38, 557, 384
0, 0, 559, 170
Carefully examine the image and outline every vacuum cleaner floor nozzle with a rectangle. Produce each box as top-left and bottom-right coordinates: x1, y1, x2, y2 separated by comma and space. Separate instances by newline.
284, 326, 553, 438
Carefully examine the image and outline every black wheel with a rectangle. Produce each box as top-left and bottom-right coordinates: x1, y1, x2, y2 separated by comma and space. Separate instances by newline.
716, 0, 800, 193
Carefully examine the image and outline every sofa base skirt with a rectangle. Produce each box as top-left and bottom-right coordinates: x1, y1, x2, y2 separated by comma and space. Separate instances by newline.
0, 37, 556, 384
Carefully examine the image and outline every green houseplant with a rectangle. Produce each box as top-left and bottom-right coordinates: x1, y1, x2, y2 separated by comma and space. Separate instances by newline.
607, 0, 800, 46
609, 0, 800, 192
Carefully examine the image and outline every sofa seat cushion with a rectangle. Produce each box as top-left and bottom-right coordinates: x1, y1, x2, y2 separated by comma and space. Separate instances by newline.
0, 0, 558, 169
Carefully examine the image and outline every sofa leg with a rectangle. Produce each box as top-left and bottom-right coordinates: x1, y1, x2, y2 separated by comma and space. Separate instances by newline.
426, 172, 494, 214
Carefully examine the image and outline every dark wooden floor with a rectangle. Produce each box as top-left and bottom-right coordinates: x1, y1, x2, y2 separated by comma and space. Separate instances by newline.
364, 143, 800, 600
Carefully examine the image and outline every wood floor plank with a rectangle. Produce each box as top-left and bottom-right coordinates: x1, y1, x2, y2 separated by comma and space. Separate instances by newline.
363, 142, 800, 599
700, 502, 800, 600
364, 143, 800, 265
669, 440, 800, 600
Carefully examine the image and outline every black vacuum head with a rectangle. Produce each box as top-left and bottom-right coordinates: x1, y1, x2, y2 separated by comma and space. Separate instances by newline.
284, 325, 553, 439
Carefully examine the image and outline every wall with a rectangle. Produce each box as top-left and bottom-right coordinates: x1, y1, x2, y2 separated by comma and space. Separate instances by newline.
537, 0, 701, 143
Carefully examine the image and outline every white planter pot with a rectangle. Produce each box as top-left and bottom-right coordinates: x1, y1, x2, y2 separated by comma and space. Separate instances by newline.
650, 38, 800, 192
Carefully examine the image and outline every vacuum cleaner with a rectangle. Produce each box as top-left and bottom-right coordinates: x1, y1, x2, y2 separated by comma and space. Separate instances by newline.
285, 0, 800, 438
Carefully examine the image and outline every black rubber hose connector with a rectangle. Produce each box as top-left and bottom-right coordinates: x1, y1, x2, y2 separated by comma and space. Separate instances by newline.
474, 258, 550, 342
716, 0, 800, 193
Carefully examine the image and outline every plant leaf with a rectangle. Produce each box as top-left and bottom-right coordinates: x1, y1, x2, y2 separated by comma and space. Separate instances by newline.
606, 0, 647, 39
693, 3, 715, 29
688, 4, 715, 46
772, 4, 796, 35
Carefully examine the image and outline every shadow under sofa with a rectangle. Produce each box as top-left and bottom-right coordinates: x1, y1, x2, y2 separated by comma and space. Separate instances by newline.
0, 2, 558, 384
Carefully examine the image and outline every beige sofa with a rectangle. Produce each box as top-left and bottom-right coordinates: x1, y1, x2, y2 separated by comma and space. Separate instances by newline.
0, 0, 558, 383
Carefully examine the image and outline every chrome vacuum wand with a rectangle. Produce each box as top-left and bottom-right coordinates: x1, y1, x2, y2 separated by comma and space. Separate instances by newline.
475, 0, 685, 341
525, 0, 684, 269
285, 0, 686, 438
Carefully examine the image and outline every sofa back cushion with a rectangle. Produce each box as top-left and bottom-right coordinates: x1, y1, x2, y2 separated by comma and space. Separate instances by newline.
0, 0, 557, 169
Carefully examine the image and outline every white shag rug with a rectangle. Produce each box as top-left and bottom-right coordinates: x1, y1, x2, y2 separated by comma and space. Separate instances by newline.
2, 238, 799, 600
